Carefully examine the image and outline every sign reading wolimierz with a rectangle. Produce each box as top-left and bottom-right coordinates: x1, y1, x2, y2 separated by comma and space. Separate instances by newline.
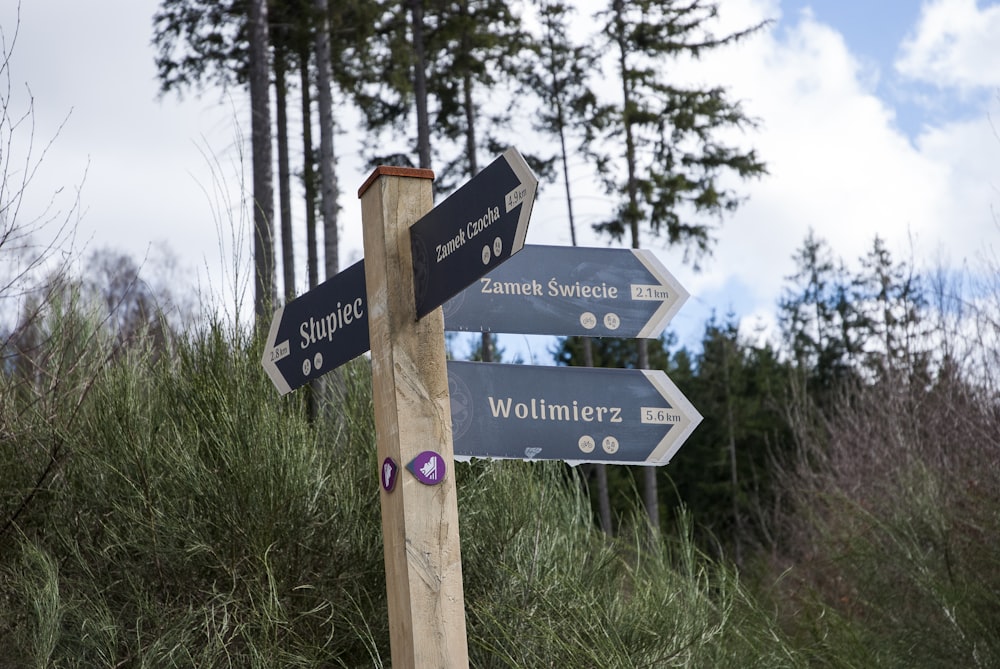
447, 361, 702, 466
443, 245, 688, 339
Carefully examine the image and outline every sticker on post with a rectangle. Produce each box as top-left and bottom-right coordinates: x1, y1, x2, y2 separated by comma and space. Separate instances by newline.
381, 457, 399, 492
406, 451, 446, 486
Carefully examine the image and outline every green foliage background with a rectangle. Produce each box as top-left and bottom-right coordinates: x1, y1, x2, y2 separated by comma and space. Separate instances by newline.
1, 314, 798, 667
5, 289, 998, 667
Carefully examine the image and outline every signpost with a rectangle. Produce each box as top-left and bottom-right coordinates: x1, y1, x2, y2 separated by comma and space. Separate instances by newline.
261, 146, 537, 396
444, 245, 688, 339
356, 152, 537, 669
410, 148, 537, 318
261, 259, 369, 395
261, 147, 701, 667
448, 361, 702, 466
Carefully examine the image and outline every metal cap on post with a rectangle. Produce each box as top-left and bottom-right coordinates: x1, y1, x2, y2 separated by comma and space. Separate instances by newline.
358, 166, 470, 669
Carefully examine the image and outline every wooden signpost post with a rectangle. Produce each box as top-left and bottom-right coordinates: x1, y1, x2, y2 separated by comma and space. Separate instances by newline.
358, 166, 470, 669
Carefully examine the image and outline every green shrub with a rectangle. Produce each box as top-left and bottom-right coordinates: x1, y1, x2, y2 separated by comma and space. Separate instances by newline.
772, 368, 1000, 668
2, 315, 799, 666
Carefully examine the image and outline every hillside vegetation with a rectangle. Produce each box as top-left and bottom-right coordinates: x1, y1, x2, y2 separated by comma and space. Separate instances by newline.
2, 255, 999, 666
1, 306, 796, 666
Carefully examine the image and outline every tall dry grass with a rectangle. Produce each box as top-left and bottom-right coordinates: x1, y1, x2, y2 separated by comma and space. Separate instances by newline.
1, 311, 802, 666
768, 265, 1000, 667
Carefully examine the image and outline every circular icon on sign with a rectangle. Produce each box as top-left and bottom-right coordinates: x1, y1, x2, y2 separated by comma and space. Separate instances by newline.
302, 358, 312, 376
481, 245, 491, 264
604, 313, 621, 330
493, 236, 502, 258
578, 435, 596, 453
602, 436, 619, 454
313, 352, 323, 371
580, 312, 597, 329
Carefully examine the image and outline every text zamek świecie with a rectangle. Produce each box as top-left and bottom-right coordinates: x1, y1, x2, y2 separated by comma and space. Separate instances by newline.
479, 277, 619, 298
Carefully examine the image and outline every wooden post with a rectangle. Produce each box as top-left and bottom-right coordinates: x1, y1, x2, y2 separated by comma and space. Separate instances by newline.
358, 166, 470, 668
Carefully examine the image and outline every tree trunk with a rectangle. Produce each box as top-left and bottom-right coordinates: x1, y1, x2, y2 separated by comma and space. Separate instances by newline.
275, 46, 295, 302
559, 105, 611, 533
299, 45, 321, 421
723, 337, 743, 565
457, 2, 489, 363
249, 0, 275, 323
314, 0, 339, 278
299, 47, 319, 291
583, 338, 613, 534
612, 0, 658, 532
410, 0, 431, 169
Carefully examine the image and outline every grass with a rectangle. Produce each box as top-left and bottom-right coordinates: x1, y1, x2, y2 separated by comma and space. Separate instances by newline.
765, 366, 1000, 668
0, 312, 801, 666
6, 300, 999, 666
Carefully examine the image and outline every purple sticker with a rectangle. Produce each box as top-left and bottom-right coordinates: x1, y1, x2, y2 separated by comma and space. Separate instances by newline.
381, 457, 399, 492
406, 451, 446, 486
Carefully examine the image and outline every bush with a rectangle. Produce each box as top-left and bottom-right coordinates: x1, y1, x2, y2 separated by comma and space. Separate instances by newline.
1, 315, 799, 666
771, 366, 1000, 667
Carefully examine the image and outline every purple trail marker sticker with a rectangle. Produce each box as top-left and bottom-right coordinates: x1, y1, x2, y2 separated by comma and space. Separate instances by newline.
406, 451, 446, 486
381, 458, 399, 492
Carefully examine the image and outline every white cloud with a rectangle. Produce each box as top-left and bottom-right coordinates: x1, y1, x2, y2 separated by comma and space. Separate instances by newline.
674, 4, 946, 282
637, 0, 1000, 348
896, 0, 1000, 90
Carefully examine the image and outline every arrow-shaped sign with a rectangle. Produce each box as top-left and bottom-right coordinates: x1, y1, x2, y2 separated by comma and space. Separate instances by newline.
262, 148, 538, 395
261, 259, 369, 395
447, 361, 702, 466
443, 245, 688, 339
410, 148, 537, 319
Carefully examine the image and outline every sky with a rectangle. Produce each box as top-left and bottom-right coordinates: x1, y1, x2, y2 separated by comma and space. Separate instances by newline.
3, 0, 1000, 359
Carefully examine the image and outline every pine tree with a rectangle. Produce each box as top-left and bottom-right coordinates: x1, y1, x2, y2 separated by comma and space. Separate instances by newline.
778, 231, 863, 397
664, 313, 792, 563
521, 0, 615, 529
855, 236, 929, 380
589, 0, 768, 262
587, 0, 768, 529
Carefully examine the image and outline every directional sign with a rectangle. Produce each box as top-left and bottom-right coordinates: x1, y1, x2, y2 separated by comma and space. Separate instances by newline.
410, 148, 537, 318
261, 259, 369, 395
443, 245, 688, 339
447, 361, 702, 466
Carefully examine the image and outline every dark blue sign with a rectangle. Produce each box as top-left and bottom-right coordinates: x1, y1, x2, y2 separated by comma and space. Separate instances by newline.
410, 148, 537, 319
443, 245, 688, 338
261, 259, 369, 395
447, 361, 701, 466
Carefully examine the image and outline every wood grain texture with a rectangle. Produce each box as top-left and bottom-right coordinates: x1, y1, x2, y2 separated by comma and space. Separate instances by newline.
360, 169, 469, 669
